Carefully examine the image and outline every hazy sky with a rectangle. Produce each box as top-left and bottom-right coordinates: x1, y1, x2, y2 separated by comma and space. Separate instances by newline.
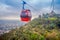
0, 0, 60, 20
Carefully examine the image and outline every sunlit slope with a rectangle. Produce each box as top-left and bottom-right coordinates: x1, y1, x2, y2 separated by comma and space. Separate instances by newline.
0, 17, 60, 40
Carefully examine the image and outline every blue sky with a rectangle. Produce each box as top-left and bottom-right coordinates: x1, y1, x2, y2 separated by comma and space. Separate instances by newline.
0, 0, 60, 20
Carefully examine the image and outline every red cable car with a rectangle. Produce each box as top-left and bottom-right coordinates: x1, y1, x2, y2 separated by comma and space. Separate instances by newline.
20, 9, 32, 22
20, 1, 32, 22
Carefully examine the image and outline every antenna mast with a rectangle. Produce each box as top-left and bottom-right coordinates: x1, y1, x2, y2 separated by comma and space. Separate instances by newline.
52, 0, 54, 11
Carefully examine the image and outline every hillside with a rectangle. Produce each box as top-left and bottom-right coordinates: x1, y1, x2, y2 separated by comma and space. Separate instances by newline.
0, 17, 60, 40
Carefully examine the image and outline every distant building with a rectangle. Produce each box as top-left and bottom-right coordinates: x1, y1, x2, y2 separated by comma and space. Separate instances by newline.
49, 11, 56, 17
42, 11, 60, 18
55, 14, 60, 18
42, 13, 49, 18
39, 15, 41, 18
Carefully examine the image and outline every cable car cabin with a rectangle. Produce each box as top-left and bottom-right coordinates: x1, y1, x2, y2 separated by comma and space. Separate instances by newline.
20, 9, 32, 22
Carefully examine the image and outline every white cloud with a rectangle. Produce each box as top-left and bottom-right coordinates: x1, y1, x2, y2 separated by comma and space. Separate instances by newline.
0, 3, 20, 20
28, 0, 52, 4
0, 16, 20, 21
55, 9, 60, 14
41, 7, 60, 14
41, 7, 51, 13
0, 3, 19, 13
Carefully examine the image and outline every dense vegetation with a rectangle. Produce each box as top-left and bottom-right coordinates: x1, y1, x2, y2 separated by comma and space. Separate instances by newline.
0, 17, 60, 40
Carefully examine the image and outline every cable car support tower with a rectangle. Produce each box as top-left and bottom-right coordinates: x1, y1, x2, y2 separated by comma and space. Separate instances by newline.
50, 0, 55, 14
